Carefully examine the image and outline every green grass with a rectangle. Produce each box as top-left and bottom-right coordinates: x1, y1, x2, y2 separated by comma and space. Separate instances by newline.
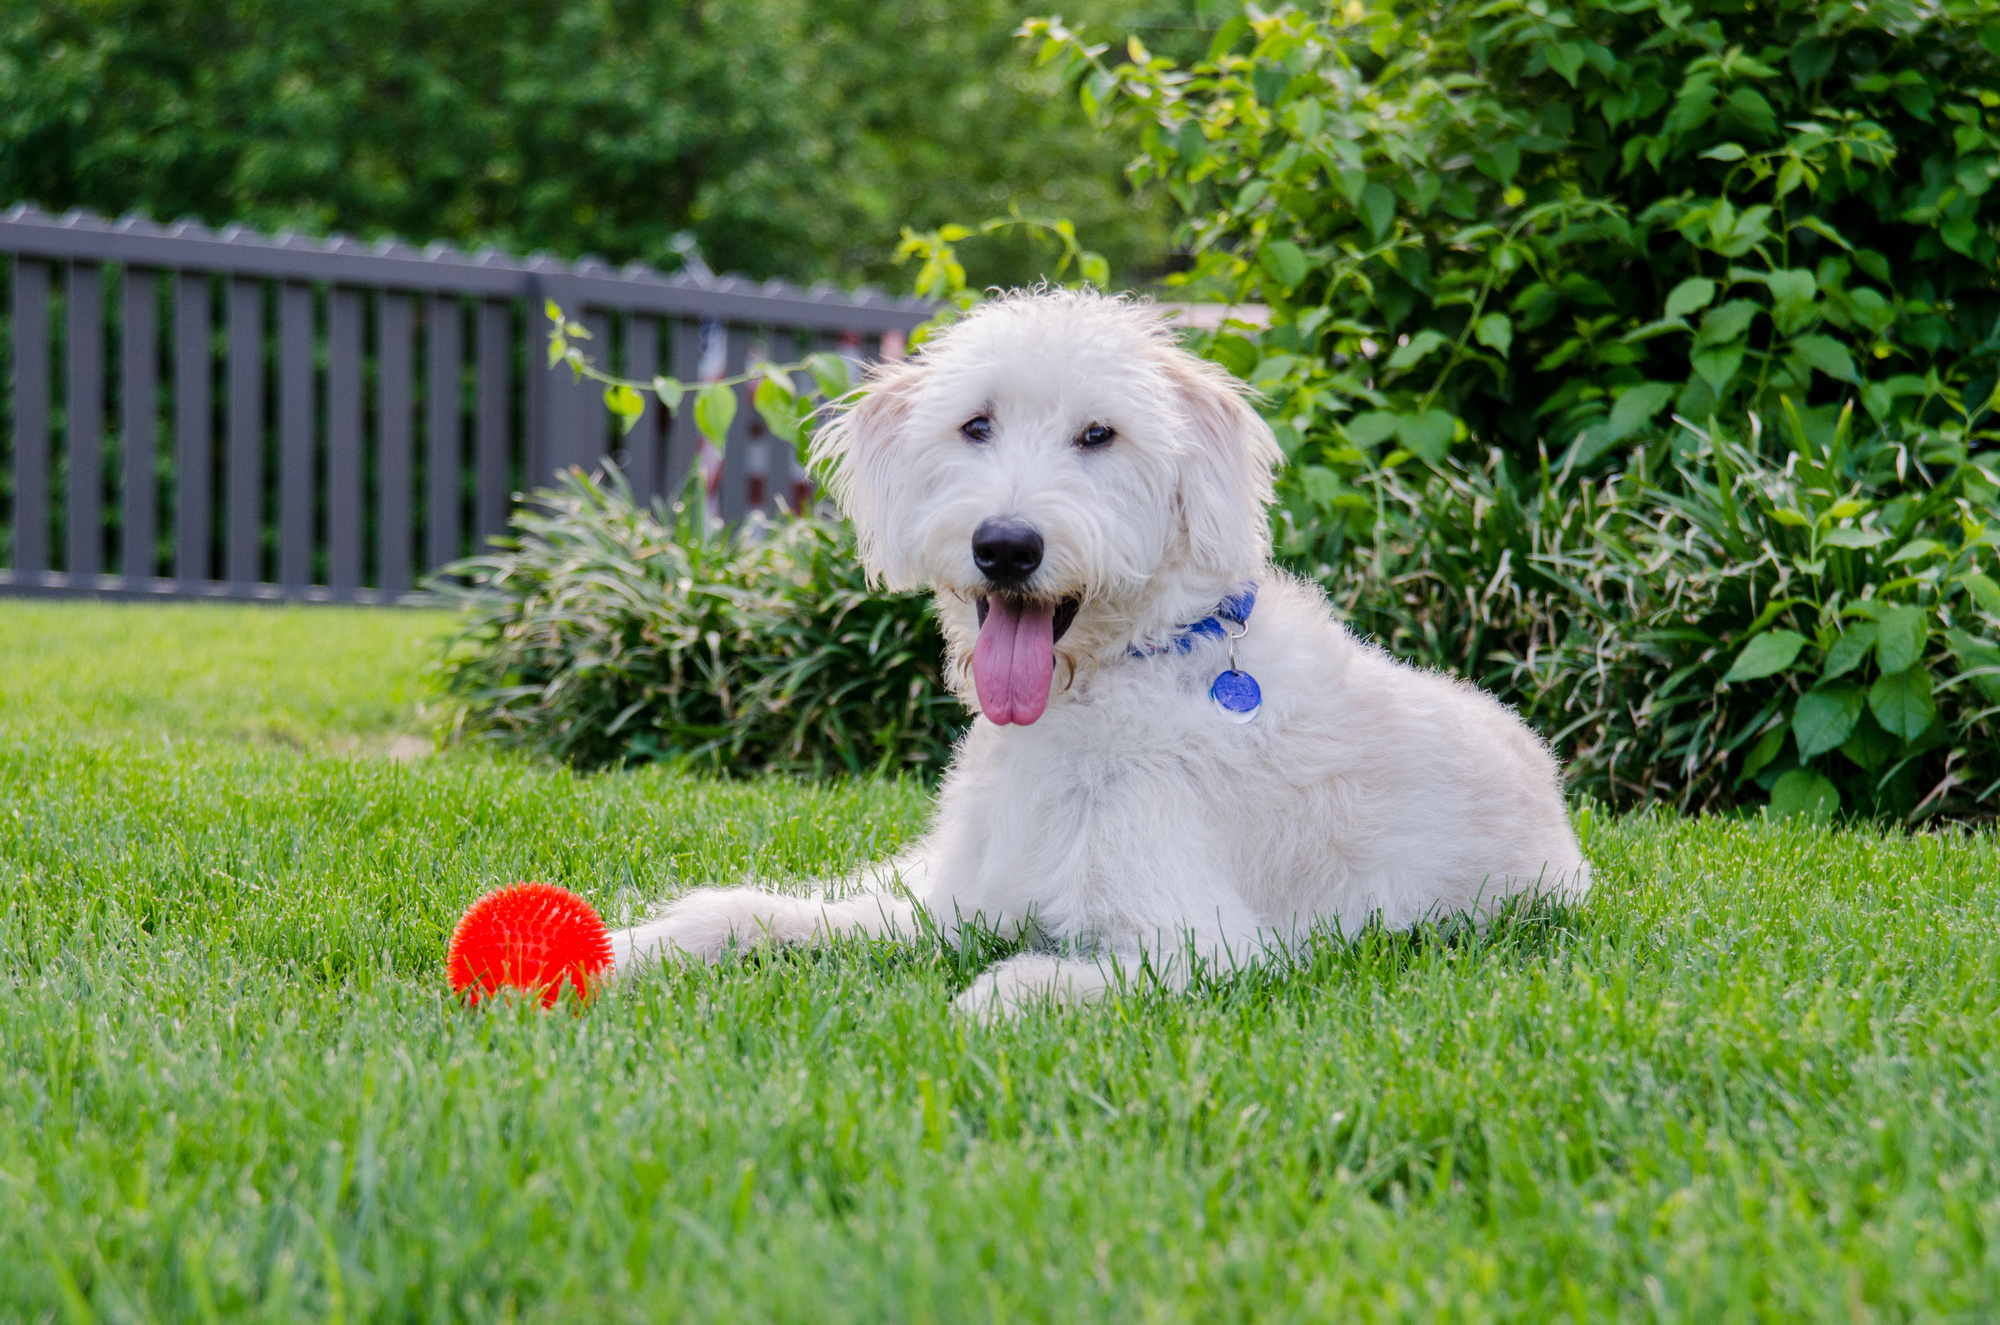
3, 600, 1999, 1322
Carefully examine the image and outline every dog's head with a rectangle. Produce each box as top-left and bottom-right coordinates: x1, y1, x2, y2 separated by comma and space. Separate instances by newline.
812, 290, 1281, 726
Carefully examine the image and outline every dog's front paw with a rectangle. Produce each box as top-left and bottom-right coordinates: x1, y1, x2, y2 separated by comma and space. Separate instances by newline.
612, 889, 779, 971
953, 955, 1107, 1017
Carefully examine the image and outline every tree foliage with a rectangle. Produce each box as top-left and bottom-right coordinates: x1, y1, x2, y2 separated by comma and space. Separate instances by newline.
0, 0, 1183, 284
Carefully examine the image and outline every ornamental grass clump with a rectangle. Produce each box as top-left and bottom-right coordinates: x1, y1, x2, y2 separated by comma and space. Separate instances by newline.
430, 468, 960, 777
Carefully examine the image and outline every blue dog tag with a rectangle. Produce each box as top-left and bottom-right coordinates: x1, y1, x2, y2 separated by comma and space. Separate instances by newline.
1210, 669, 1262, 723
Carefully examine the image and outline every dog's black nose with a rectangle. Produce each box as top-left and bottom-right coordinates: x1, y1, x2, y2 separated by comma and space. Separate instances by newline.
972, 518, 1044, 587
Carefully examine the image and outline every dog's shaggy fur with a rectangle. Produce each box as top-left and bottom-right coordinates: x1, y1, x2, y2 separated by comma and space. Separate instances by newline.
611, 290, 1588, 1012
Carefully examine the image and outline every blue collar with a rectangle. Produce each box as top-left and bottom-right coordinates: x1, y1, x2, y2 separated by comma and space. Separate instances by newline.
1131, 583, 1256, 657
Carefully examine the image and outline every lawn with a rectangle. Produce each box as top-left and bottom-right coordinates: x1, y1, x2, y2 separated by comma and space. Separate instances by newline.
1, 600, 1998, 1323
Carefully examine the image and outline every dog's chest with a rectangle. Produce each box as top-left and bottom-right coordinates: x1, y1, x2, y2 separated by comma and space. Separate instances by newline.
950, 659, 1280, 910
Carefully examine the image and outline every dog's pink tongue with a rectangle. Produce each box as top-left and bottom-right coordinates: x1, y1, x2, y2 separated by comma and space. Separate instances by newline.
972, 598, 1057, 726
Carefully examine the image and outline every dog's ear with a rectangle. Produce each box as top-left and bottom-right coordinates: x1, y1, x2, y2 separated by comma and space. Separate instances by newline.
809, 357, 927, 587
1160, 348, 1282, 574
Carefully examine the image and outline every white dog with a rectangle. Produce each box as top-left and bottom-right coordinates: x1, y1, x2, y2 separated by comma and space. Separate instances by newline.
612, 290, 1588, 1012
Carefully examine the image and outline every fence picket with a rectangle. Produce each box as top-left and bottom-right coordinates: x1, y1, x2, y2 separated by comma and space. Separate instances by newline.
278, 282, 314, 589
717, 326, 753, 525
622, 314, 660, 499
10, 259, 50, 577
474, 300, 511, 548
425, 296, 462, 572
666, 319, 703, 505
225, 278, 263, 587
377, 293, 415, 596
121, 269, 158, 581
327, 287, 364, 592
66, 263, 104, 577
174, 273, 212, 584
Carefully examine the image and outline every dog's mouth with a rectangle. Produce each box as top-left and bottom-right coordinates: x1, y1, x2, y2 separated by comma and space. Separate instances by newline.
971, 594, 1080, 726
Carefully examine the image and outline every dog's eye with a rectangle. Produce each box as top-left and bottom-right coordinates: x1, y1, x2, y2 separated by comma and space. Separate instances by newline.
960, 416, 993, 443
1076, 423, 1116, 449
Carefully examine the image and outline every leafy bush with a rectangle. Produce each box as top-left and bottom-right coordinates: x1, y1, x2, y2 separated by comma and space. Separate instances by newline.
431, 468, 960, 777
1032, 0, 2000, 505
1012, 0, 2000, 819
1325, 412, 2000, 820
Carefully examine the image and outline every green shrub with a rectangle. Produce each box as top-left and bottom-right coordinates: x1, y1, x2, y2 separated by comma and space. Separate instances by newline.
1327, 411, 2000, 820
1013, 0, 2000, 819
430, 468, 960, 777
1032, 0, 2000, 502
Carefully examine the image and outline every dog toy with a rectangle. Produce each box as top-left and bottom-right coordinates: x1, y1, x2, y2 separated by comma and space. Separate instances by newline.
447, 882, 612, 1006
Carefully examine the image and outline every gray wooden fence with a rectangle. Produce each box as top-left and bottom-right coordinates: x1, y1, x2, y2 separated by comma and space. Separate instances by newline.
0, 204, 931, 604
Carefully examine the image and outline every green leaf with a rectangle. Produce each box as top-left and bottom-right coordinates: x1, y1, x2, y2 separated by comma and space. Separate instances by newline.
1822, 527, 1890, 549
1359, 183, 1397, 240
804, 353, 850, 399
1868, 664, 1936, 740
1768, 768, 1840, 822
1839, 709, 1898, 770
1343, 411, 1401, 447
1945, 629, 2000, 704
1395, 410, 1456, 463
1474, 312, 1513, 355
1885, 539, 1943, 565
1258, 240, 1309, 291
1079, 251, 1111, 287
1873, 604, 1927, 674
652, 375, 685, 412
1691, 341, 1746, 394
1740, 724, 1787, 781
1664, 278, 1716, 319
754, 376, 803, 445
1724, 628, 1807, 682
1696, 300, 1760, 346
694, 382, 738, 446
1792, 682, 1863, 758
1699, 142, 1747, 160
1790, 334, 1859, 384
1795, 215, 1853, 251
602, 384, 646, 435
1546, 42, 1585, 86
1607, 381, 1676, 440
1822, 623, 1877, 679
1387, 330, 1449, 371
1962, 571, 2000, 617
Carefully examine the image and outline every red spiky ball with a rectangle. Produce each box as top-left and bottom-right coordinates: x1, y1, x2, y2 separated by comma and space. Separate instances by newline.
447, 882, 612, 1007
